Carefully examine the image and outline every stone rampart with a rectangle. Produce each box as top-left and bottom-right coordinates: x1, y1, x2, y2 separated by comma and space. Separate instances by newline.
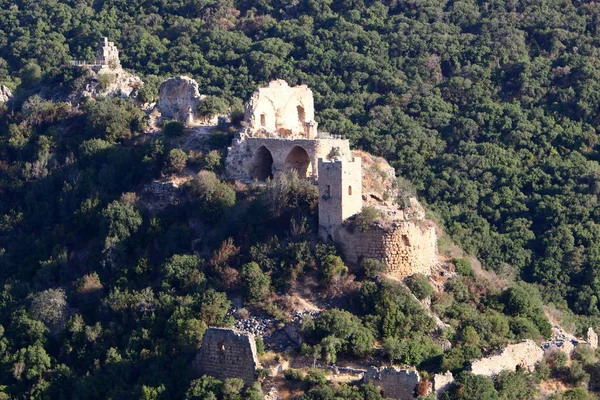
193, 328, 259, 385
333, 220, 437, 276
470, 340, 543, 376
364, 367, 420, 400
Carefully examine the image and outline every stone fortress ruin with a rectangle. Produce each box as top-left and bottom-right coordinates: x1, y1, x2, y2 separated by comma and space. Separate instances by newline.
70, 37, 121, 71
226, 80, 438, 277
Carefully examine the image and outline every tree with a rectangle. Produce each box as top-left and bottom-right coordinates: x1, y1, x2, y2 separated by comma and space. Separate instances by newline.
29, 288, 70, 334
102, 200, 143, 248
240, 262, 271, 303
167, 148, 188, 173
163, 121, 185, 137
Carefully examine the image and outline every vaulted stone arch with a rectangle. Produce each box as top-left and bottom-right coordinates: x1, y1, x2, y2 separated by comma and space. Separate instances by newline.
250, 146, 274, 180
284, 145, 311, 177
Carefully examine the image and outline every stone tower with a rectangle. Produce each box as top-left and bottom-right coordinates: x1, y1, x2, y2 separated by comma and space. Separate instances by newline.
318, 157, 363, 238
96, 37, 120, 68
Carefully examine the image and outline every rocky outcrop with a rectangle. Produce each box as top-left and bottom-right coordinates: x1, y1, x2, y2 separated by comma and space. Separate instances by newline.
588, 327, 598, 350
0, 85, 12, 103
193, 328, 259, 386
157, 76, 203, 125
470, 340, 544, 376
364, 367, 420, 400
432, 372, 454, 396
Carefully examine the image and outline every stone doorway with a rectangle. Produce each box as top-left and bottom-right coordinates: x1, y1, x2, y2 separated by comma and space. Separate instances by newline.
285, 146, 311, 177
251, 146, 274, 180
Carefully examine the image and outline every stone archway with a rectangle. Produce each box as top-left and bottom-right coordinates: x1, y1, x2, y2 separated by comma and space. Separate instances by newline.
250, 146, 274, 180
284, 145, 311, 177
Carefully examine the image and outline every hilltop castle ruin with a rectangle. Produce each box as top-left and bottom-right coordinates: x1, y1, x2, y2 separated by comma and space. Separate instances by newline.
226, 80, 438, 276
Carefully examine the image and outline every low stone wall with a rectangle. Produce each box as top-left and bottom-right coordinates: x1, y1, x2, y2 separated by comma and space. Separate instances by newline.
333, 220, 437, 276
193, 328, 259, 385
364, 367, 420, 400
470, 340, 544, 376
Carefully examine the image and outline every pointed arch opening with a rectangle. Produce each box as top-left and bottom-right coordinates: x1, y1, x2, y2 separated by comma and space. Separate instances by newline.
250, 146, 274, 181
284, 145, 311, 177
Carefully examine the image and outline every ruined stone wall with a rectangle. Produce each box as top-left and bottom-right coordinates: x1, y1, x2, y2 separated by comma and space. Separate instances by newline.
244, 80, 315, 137
157, 76, 203, 125
470, 340, 544, 376
364, 367, 420, 400
318, 158, 363, 233
96, 37, 120, 67
333, 221, 437, 276
193, 328, 259, 385
225, 136, 352, 180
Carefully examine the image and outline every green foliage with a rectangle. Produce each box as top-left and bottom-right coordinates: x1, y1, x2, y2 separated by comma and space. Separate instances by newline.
102, 200, 143, 248
405, 274, 434, 300
167, 148, 188, 173
353, 206, 385, 232
494, 370, 539, 400
198, 96, 229, 119
240, 262, 271, 303
85, 98, 145, 142
163, 121, 185, 137
264, 170, 318, 219
187, 171, 236, 220
453, 258, 474, 277
444, 372, 499, 400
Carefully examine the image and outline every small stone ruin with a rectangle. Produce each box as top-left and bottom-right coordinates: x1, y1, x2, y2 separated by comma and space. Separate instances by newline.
470, 340, 544, 376
157, 76, 204, 126
193, 328, 260, 386
363, 366, 420, 400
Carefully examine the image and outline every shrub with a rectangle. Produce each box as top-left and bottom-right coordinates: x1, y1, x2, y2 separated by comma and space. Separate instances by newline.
167, 148, 188, 173
453, 258, 474, 277
362, 258, 385, 279
406, 274, 434, 300
163, 121, 184, 137
354, 206, 385, 232
198, 96, 228, 118
240, 262, 271, 303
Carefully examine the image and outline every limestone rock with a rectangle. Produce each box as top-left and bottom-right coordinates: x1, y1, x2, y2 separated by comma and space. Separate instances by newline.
0, 85, 12, 103
588, 327, 598, 350
470, 340, 544, 376
193, 328, 259, 386
432, 371, 454, 395
157, 76, 203, 125
364, 366, 420, 400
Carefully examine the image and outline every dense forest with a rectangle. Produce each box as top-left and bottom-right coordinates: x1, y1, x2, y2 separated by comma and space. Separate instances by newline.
2, 0, 600, 398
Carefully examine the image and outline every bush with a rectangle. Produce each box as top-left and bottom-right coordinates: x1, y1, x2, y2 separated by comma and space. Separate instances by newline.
406, 274, 434, 300
163, 121, 185, 137
167, 148, 188, 173
362, 258, 385, 279
354, 206, 385, 232
240, 262, 271, 303
198, 96, 228, 118
453, 258, 474, 277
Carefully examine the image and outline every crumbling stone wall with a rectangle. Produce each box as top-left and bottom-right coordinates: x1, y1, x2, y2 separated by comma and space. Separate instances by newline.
332, 220, 437, 276
244, 80, 316, 138
226, 136, 352, 180
158, 76, 204, 125
470, 340, 543, 376
96, 37, 120, 68
364, 367, 420, 400
193, 328, 259, 385
432, 372, 454, 395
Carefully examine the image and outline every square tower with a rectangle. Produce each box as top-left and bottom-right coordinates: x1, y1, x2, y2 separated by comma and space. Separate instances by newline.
318, 157, 362, 238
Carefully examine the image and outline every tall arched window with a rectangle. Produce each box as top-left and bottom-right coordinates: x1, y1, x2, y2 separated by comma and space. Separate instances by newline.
348, 186, 352, 195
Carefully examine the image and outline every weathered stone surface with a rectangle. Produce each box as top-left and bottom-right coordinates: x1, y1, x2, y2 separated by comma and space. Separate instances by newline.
333, 220, 438, 276
432, 371, 454, 395
244, 80, 316, 138
226, 136, 352, 180
588, 327, 598, 350
319, 158, 363, 232
364, 367, 420, 400
158, 76, 203, 125
470, 340, 544, 376
0, 85, 12, 103
96, 37, 120, 68
193, 328, 259, 385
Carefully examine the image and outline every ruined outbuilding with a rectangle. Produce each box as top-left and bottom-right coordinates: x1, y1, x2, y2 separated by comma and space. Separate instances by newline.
95, 37, 121, 69
470, 340, 544, 376
363, 367, 420, 400
225, 80, 439, 277
157, 76, 205, 126
193, 328, 259, 386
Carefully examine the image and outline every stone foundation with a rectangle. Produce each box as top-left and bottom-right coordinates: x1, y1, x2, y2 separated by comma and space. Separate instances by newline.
332, 220, 438, 276
470, 340, 544, 376
364, 367, 420, 400
193, 328, 259, 385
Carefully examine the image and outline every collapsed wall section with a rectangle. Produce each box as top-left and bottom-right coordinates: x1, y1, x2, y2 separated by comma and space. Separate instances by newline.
364, 367, 420, 400
333, 220, 437, 276
193, 328, 259, 386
